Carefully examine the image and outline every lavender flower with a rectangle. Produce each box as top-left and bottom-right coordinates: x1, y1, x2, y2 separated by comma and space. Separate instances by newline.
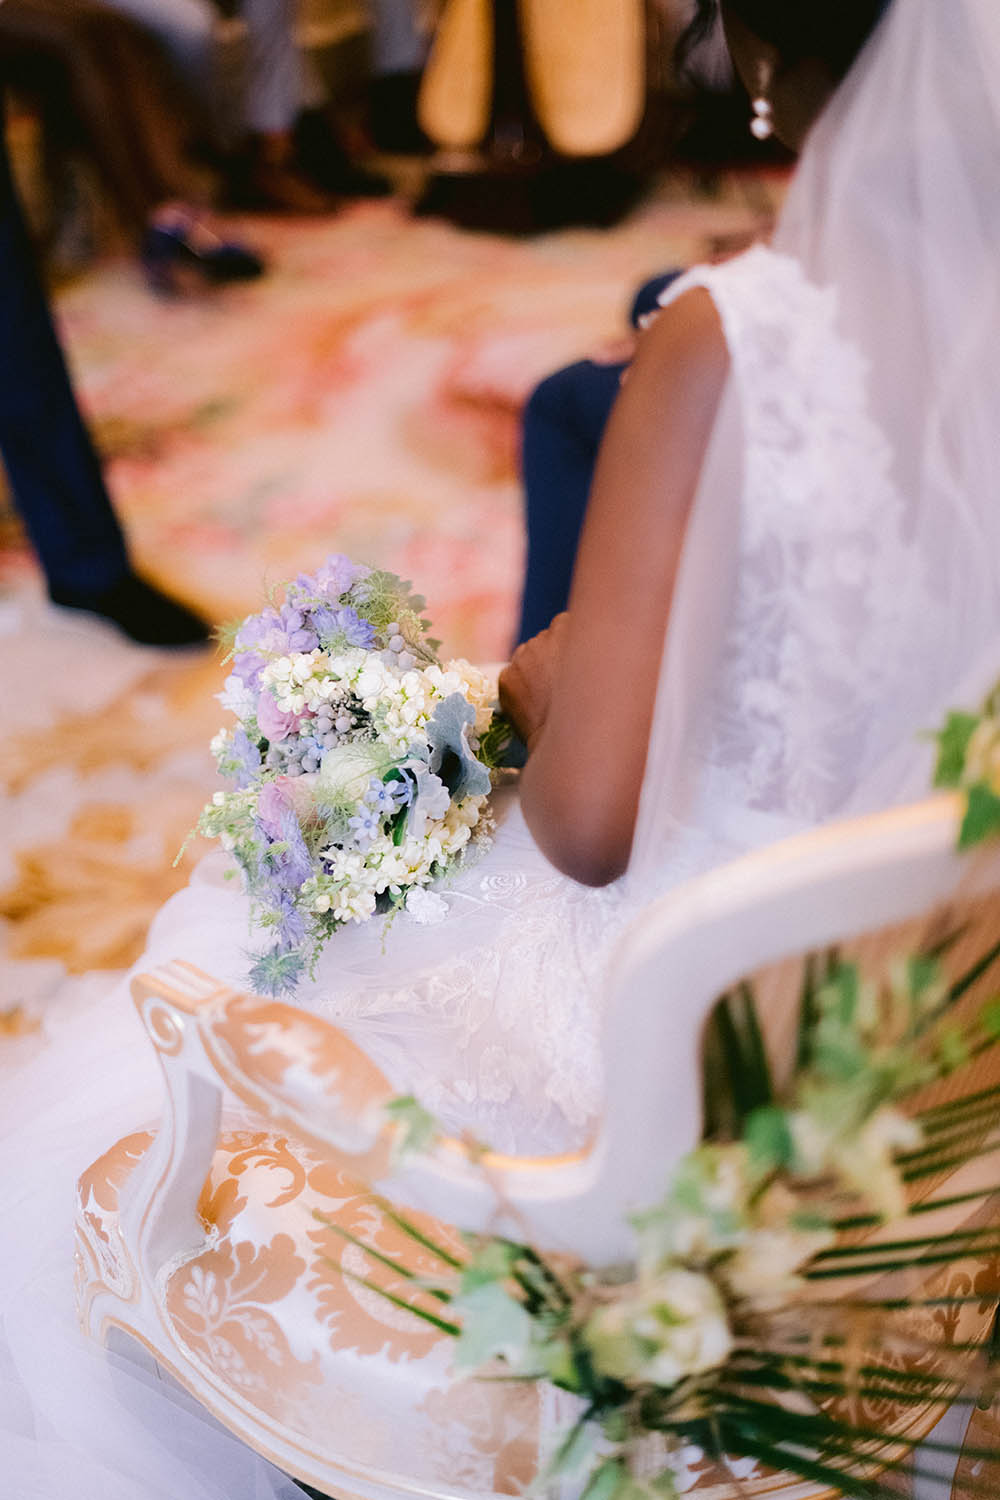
272, 889, 307, 952
312, 604, 376, 651
314, 554, 365, 599
254, 804, 314, 894
229, 728, 261, 790
232, 605, 318, 691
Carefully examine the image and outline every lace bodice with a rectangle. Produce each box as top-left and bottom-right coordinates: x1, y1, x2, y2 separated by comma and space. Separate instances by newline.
659, 246, 935, 828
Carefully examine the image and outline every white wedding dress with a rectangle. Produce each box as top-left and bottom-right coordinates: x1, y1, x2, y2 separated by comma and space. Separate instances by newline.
3, 0, 1000, 1493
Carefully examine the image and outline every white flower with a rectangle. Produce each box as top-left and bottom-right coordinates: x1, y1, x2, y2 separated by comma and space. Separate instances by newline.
405, 887, 449, 925
791, 1105, 921, 1222
217, 673, 256, 721
723, 1225, 834, 1307
584, 1269, 733, 1388
316, 742, 385, 804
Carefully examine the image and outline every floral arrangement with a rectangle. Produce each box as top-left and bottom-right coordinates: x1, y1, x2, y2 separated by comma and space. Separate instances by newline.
324, 683, 1000, 1499
342, 944, 1000, 1499
197, 556, 514, 996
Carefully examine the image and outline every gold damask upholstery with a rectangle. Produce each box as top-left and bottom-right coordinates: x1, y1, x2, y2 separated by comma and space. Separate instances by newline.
75, 798, 1000, 1499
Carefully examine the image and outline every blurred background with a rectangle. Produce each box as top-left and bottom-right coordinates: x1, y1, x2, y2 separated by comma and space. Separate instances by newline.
0, 0, 786, 1035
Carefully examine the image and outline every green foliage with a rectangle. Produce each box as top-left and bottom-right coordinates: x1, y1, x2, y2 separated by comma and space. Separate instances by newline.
384, 1094, 438, 1161
959, 783, 1000, 848
477, 711, 528, 771
933, 710, 980, 787
931, 682, 1000, 849
342, 722, 1000, 1500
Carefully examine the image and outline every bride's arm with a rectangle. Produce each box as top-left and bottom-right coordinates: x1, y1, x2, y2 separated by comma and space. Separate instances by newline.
501, 288, 729, 885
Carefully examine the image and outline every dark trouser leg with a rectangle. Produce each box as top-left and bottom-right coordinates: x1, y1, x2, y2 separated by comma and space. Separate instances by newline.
516, 357, 626, 645
0, 106, 129, 596
515, 270, 683, 645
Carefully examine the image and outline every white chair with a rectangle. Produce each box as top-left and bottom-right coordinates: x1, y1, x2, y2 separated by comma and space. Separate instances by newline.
76, 794, 1000, 1499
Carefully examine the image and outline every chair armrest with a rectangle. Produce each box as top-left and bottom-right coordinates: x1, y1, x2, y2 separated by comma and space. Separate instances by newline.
200, 984, 395, 1169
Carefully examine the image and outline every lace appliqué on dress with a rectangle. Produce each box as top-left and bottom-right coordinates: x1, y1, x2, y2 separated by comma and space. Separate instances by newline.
658, 245, 933, 825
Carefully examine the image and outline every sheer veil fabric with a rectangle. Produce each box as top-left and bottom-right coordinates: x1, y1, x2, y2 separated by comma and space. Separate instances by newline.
4, 1, 1000, 1494
636, 0, 1000, 868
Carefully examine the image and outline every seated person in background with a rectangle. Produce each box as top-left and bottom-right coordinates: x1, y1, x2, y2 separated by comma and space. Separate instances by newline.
97, 0, 394, 210
516, 270, 680, 644
0, 89, 211, 644
516, 232, 765, 645
0, 0, 265, 292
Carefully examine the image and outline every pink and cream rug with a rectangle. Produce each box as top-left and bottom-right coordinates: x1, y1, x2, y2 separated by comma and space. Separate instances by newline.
0, 173, 778, 1033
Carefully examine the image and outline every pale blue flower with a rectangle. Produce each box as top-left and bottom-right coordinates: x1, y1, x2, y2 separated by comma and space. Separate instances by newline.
364, 775, 410, 814
312, 604, 375, 651
348, 803, 382, 849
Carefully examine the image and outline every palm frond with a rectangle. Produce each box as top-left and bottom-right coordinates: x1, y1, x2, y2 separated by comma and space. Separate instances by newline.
313, 1212, 453, 1302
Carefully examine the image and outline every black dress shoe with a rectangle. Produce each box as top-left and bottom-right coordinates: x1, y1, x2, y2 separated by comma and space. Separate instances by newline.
141, 220, 266, 297
49, 573, 212, 647
293, 109, 393, 198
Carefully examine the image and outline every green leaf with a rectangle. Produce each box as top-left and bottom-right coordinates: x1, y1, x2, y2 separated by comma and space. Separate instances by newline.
460, 1238, 520, 1290
314, 1213, 452, 1302
701, 984, 774, 1137
452, 1281, 536, 1369
959, 783, 1000, 848
385, 1094, 438, 1159
933, 711, 980, 787
744, 1105, 795, 1172
935, 1025, 970, 1072
547, 1417, 604, 1480
581, 1459, 626, 1500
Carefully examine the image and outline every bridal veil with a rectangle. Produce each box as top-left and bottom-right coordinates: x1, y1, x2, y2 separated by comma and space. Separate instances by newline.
634, 0, 1000, 876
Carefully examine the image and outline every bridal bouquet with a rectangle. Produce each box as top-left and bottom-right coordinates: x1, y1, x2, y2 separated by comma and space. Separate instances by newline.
197, 556, 513, 996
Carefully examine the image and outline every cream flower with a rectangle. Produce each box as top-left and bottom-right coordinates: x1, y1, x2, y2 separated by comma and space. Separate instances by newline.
584, 1269, 733, 1387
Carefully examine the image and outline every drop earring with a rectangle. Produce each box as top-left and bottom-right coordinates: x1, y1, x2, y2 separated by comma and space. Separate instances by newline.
750, 60, 774, 140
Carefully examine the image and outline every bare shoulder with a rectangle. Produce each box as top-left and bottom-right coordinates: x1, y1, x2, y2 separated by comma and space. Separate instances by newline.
629, 285, 729, 397
518, 286, 731, 887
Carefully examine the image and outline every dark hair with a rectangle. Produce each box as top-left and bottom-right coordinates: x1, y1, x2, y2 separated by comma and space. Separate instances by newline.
678, 0, 890, 80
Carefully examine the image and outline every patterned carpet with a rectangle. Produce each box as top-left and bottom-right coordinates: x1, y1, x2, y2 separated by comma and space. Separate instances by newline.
0, 172, 777, 1037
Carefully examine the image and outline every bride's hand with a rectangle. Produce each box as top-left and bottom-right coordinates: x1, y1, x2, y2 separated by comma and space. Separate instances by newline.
499, 613, 569, 753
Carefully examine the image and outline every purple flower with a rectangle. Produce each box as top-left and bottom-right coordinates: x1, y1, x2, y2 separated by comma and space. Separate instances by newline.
277, 602, 318, 653
272, 890, 307, 952
230, 727, 261, 790
256, 780, 292, 840
232, 609, 284, 691
256, 689, 301, 744
314, 555, 363, 599
311, 604, 376, 651
254, 786, 313, 889
232, 606, 318, 691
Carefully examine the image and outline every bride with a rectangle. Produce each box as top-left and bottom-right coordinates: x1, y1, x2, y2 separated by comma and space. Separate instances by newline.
3, 0, 999, 1493
136, 0, 1000, 1158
